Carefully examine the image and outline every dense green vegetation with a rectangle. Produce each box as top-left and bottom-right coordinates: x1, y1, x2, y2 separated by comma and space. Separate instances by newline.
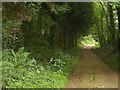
1, 2, 120, 88
2, 47, 80, 88
91, 2, 120, 71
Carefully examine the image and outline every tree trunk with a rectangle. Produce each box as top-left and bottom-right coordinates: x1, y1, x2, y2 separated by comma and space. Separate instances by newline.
21, 20, 31, 49
100, 14, 106, 46
74, 32, 77, 47
108, 3, 116, 48
60, 29, 65, 49
116, 5, 120, 51
99, 2, 109, 46
95, 21, 102, 47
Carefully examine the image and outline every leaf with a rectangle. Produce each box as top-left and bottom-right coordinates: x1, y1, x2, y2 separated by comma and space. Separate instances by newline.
11, 49, 16, 58
2, 61, 14, 68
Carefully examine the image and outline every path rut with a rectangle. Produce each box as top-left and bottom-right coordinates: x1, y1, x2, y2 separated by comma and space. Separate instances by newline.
66, 48, 118, 88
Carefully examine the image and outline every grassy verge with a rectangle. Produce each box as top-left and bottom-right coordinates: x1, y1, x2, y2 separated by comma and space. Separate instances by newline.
1, 47, 81, 88
92, 47, 119, 72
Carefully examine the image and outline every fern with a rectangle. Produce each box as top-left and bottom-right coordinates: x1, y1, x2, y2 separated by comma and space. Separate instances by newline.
2, 47, 37, 87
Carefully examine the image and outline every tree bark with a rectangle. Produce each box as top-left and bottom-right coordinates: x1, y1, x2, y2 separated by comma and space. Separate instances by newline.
108, 3, 116, 48
60, 29, 65, 49
116, 5, 120, 51
100, 13, 106, 46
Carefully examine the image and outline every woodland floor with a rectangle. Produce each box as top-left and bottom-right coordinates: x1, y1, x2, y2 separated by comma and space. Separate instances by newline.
65, 46, 118, 88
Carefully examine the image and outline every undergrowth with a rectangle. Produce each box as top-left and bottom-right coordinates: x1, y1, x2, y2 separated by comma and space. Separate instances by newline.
92, 47, 119, 72
1, 47, 81, 88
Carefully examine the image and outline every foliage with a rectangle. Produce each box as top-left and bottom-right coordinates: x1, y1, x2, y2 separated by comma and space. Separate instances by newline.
2, 2, 119, 88
90, 2, 119, 72
92, 2, 119, 48
2, 47, 36, 87
81, 35, 100, 48
2, 47, 80, 88
48, 47, 80, 75
51, 3, 71, 15
2, 19, 23, 50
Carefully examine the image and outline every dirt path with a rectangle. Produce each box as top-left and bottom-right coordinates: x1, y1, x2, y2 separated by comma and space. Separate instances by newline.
65, 47, 118, 88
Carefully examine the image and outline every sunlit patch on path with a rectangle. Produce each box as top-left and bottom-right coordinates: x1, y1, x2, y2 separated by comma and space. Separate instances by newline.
65, 46, 118, 88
